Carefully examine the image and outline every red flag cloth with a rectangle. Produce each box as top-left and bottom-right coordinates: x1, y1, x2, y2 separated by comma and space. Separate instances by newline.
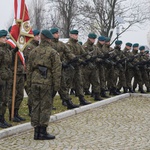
10, 0, 34, 52
6, 39, 25, 67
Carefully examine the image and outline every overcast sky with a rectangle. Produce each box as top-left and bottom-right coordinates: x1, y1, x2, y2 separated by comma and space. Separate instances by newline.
0, 0, 150, 48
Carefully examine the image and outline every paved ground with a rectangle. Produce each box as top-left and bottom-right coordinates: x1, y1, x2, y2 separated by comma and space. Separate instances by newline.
0, 96, 150, 150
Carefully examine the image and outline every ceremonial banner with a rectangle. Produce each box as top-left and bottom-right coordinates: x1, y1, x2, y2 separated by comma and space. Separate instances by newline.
10, 0, 34, 52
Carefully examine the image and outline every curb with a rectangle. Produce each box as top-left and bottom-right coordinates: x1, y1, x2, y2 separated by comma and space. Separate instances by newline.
0, 93, 149, 139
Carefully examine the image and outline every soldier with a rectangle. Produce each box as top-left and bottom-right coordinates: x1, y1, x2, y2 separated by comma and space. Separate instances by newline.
50, 27, 79, 109
114, 40, 128, 93
24, 29, 40, 116
138, 46, 150, 92
27, 29, 62, 140
66, 29, 91, 105
96, 36, 109, 98
0, 29, 16, 128
82, 33, 102, 100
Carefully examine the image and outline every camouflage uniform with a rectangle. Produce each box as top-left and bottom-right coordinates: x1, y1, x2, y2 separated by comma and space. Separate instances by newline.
66, 37, 91, 105
51, 37, 79, 109
0, 42, 12, 127
27, 39, 61, 128
23, 40, 39, 115
82, 39, 101, 100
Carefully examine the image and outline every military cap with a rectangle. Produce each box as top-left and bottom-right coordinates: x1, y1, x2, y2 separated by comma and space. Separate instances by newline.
33, 29, 40, 36
126, 42, 132, 47
105, 37, 111, 42
139, 46, 145, 51
98, 36, 106, 41
145, 50, 149, 53
115, 40, 122, 45
78, 41, 82, 45
0, 30, 8, 37
88, 33, 97, 39
41, 29, 53, 39
133, 43, 139, 47
70, 30, 78, 34
8, 26, 12, 32
50, 28, 59, 34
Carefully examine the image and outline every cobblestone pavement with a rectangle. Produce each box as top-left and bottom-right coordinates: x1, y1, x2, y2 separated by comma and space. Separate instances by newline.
0, 96, 150, 150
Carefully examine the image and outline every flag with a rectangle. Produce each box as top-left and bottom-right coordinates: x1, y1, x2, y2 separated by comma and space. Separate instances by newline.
6, 39, 25, 67
10, 0, 34, 52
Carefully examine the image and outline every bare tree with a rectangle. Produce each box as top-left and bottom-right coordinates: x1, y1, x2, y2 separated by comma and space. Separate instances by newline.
27, 0, 45, 30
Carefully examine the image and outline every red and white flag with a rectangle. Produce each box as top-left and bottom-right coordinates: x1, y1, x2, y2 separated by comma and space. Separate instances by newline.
10, 0, 34, 52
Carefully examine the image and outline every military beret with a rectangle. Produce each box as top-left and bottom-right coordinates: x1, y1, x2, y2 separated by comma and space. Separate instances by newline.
115, 40, 122, 45
105, 37, 111, 42
50, 28, 59, 34
145, 50, 149, 53
33, 29, 40, 36
88, 33, 97, 39
98, 36, 106, 41
126, 42, 132, 47
70, 30, 78, 34
41, 29, 53, 39
78, 41, 82, 45
0, 30, 8, 37
139, 46, 145, 51
133, 43, 139, 47
8, 26, 12, 32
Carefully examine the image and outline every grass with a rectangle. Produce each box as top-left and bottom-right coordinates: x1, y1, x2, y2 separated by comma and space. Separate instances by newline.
2, 94, 106, 129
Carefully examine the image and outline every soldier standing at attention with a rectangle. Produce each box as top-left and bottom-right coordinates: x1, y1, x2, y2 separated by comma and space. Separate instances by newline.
82, 33, 102, 101
0, 30, 19, 128
27, 30, 62, 140
23, 29, 40, 116
66, 30, 91, 105
50, 27, 79, 109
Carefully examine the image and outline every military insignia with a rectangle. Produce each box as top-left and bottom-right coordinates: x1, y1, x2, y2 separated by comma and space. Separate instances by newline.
23, 21, 30, 32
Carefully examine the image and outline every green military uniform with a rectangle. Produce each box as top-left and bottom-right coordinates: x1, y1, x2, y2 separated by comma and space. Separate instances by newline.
23, 29, 40, 116
50, 28, 79, 109
82, 33, 101, 100
27, 30, 61, 140
66, 30, 91, 105
0, 30, 12, 128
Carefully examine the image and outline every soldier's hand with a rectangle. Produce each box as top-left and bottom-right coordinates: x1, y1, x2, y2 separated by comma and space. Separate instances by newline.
13, 46, 19, 53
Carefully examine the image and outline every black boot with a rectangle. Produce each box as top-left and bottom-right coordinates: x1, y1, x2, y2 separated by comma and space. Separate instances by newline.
0, 115, 8, 128
79, 96, 91, 105
84, 89, 91, 95
2, 115, 12, 127
147, 87, 150, 93
116, 88, 121, 94
123, 87, 128, 93
38, 126, 55, 140
62, 100, 67, 106
65, 99, 79, 109
128, 87, 134, 93
34, 126, 40, 140
111, 87, 120, 95
94, 93, 103, 101
28, 105, 32, 117
101, 89, 109, 98
14, 108, 26, 122
139, 87, 145, 93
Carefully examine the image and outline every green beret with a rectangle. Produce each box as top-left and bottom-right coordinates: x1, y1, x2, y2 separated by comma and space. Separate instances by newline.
0, 30, 8, 37
145, 50, 149, 54
70, 30, 78, 34
139, 46, 145, 51
33, 29, 40, 36
133, 43, 139, 47
88, 33, 97, 39
98, 36, 106, 41
115, 40, 122, 45
41, 29, 53, 39
50, 28, 58, 34
78, 41, 82, 45
105, 37, 111, 42
126, 42, 132, 47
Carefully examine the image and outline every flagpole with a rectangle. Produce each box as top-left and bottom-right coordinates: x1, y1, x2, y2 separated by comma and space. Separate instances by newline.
11, 53, 18, 120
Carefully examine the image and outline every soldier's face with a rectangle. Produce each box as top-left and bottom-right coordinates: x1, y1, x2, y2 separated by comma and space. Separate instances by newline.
70, 34, 78, 40
53, 32, 59, 39
89, 38, 95, 43
0, 36, 7, 43
34, 35, 40, 41
99, 41, 105, 45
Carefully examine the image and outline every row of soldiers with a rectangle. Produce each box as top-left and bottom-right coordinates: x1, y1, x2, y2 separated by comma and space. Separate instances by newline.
0, 27, 150, 139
